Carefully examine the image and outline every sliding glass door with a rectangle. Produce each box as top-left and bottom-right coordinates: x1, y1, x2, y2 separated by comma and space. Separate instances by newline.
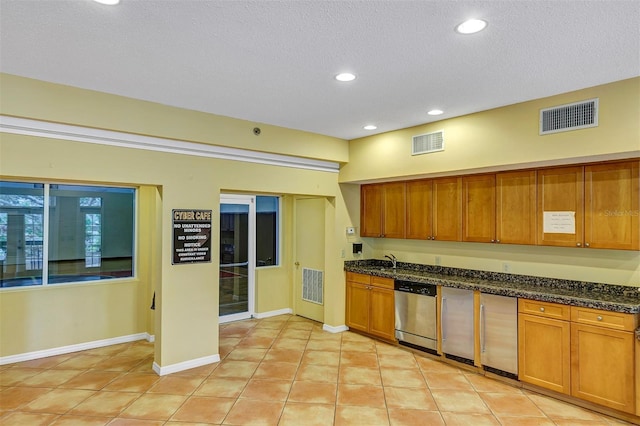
219, 195, 255, 323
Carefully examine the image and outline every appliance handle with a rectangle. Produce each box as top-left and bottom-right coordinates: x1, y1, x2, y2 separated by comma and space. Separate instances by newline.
441, 296, 447, 342
480, 303, 486, 353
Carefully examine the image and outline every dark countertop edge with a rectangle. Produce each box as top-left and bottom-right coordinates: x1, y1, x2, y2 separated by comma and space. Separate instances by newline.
344, 262, 640, 314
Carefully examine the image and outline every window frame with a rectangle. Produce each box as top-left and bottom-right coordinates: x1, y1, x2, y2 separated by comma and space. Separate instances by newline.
255, 195, 282, 268
0, 180, 137, 289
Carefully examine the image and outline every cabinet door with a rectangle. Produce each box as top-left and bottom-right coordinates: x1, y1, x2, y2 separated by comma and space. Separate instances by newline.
480, 294, 518, 375
361, 184, 383, 237
462, 174, 496, 242
346, 281, 370, 333
496, 170, 536, 245
537, 166, 584, 247
441, 287, 475, 361
432, 177, 462, 241
406, 179, 433, 239
368, 286, 395, 341
571, 323, 635, 413
585, 161, 639, 250
518, 313, 571, 394
382, 182, 406, 239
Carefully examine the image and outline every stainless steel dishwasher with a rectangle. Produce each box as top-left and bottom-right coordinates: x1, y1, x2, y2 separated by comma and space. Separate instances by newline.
394, 280, 437, 353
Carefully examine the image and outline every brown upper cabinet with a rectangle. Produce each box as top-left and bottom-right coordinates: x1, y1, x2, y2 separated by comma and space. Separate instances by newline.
462, 174, 496, 242
496, 171, 537, 245
361, 182, 406, 238
406, 179, 433, 239
584, 161, 639, 250
537, 166, 585, 247
361, 159, 638, 250
462, 171, 537, 244
406, 177, 462, 241
538, 161, 639, 250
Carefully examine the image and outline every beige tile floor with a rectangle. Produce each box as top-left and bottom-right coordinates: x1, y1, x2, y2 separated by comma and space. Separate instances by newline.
0, 314, 635, 425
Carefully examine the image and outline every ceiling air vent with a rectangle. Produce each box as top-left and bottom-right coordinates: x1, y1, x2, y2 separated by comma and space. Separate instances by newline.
540, 98, 598, 135
412, 130, 444, 155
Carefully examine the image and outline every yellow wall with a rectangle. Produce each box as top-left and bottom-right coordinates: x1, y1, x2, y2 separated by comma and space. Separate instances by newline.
1, 74, 348, 164
0, 74, 352, 365
341, 77, 640, 183
340, 77, 640, 286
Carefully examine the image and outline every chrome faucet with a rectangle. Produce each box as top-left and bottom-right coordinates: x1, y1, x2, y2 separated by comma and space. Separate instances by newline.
384, 254, 397, 269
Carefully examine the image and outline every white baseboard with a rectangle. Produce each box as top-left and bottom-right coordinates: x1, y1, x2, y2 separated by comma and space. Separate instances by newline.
323, 324, 348, 333
0, 332, 152, 366
153, 354, 220, 376
253, 308, 293, 319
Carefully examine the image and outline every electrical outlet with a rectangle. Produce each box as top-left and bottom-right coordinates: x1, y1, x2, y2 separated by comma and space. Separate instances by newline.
340, 249, 345, 258
435, 256, 441, 266
346, 227, 355, 235
502, 262, 511, 273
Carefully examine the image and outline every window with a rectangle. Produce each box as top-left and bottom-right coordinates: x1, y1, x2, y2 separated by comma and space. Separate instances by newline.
0, 213, 6, 262
81, 196, 102, 268
0, 181, 135, 288
24, 213, 44, 270
85, 213, 101, 267
256, 196, 279, 267
0, 182, 44, 286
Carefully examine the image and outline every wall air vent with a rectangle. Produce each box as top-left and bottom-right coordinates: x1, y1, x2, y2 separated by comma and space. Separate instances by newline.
302, 268, 323, 305
412, 130, 444, 155
540, 98, 598, 135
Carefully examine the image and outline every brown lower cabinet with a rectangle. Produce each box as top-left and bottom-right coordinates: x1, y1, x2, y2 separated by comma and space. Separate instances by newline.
518, 300, 572, 394
518, 299, 638, 414
345, 272, 395, 341
570, 307, 637, 413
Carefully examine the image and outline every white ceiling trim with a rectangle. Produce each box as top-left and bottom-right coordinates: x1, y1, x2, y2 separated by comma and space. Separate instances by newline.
0, 115, 340, 173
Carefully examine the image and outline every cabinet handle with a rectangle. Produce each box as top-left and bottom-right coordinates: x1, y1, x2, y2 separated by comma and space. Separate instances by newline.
597, 315, 603, 321
441, 297, 447, 342
585, 242, 590, 247
576, 242, 581, 247
540, 307, 545, 312
490, 239, 495, 243
480, 304, 486, 353
380, 234, 385, 238
496, 239, 500, 243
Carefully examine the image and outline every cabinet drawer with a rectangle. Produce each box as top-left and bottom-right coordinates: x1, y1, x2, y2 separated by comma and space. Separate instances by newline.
518, 299, 570, 320
571, 306, 639, 331
371, 276, 394, 289
346, 272, 371, 285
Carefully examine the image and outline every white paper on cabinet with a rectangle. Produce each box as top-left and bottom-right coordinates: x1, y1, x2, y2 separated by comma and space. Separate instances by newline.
543, 211, 576, 234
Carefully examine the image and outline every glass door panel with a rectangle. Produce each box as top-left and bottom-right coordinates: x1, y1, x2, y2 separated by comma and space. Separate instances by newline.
219, 196, 254, 322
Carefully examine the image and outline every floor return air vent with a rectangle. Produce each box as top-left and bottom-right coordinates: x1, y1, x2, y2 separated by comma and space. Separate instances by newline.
302, 267, 324, 305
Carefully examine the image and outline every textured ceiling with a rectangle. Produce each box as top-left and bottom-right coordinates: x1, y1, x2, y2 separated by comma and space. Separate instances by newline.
1, 0, 639, 140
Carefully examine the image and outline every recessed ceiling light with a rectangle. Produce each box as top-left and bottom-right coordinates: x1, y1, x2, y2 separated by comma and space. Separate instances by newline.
335, 73, 356, 82
94, 0, 120, 4
428, 109, 444, 116
455, 19, 487, 34
363, 125, 377, 130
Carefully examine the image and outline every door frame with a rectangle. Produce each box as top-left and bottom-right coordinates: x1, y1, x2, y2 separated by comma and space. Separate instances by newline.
292, 196, 326, 323
219, 194, 256, 323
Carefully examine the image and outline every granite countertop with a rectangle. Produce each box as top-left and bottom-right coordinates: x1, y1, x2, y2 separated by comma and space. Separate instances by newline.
344, 259, 640, 314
